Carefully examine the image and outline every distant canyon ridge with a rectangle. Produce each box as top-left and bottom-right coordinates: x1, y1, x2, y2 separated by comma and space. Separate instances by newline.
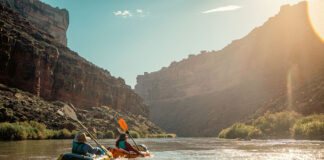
135, 2, 324, 136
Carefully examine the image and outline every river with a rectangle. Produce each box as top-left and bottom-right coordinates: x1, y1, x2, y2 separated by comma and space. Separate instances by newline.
0, 138, 323, 160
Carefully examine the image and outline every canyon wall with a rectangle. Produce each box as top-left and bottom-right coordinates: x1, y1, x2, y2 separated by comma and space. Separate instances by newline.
135, 2, 324, 136
0, 2, 149, 117
0, 0, 69, 46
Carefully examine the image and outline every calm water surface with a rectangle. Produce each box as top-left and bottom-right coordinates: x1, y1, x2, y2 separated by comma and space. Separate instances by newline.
0, 138, 323, 160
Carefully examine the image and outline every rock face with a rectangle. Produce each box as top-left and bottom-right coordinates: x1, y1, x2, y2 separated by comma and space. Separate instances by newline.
135, 2, 324, 136
0, 0, 69, 46
0, 83, 163, 134
0, 3, 149, 117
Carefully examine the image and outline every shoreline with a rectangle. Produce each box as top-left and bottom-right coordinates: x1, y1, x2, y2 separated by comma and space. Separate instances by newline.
1, 137, 323, 142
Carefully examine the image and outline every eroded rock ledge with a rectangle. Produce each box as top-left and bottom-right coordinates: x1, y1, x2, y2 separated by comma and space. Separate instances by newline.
0, 0, 69, 46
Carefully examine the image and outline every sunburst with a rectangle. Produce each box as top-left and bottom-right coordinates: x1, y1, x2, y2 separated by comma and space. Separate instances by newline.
307, 0, 324, 42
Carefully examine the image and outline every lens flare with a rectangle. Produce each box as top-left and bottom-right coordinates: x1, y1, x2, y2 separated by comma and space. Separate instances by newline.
286, 70, 293, 110
307, 0, 324, 42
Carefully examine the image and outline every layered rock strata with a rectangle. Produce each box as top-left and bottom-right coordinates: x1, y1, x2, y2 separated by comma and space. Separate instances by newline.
135, 2, 324, 136
0, 0, 69, 46
0, 83, 163, 134
0, 3, 149, 117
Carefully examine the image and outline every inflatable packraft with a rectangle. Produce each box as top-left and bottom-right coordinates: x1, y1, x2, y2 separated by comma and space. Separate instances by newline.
57, 152, 110, 160
109, 144, 150, 158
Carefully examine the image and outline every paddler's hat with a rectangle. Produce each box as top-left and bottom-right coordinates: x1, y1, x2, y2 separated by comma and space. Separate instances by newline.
77, 133, 91, 143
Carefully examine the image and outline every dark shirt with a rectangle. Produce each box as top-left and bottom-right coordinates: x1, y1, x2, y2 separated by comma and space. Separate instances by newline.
116, 140, 141, 154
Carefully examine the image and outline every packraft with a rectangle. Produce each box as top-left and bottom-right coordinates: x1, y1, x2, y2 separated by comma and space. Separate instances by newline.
57, 152, 110, 160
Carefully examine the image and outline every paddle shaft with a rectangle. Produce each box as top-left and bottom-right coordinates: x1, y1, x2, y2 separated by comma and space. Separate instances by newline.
127, 131, 140, 151
117, 119, 141, 152
75, 120, 100, 145
59, 105, 111, 158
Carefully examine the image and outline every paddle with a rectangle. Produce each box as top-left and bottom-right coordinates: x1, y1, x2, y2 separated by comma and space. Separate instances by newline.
58, 104, 110, 156
118, 119, 140, 151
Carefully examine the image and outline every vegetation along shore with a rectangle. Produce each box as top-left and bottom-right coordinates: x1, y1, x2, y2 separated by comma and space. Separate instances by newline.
218, 111, 324, 140
0, 121, 176, 141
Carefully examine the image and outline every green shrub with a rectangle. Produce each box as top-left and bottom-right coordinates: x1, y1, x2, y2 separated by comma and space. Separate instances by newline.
29, 121, 46, 132
291, 114, 324, 140
0, 123, 27, 140
51, 130, 62, 139
166, 134, 176, 138
248, 128, 263, 139
146, 133, 177, 138
45, 129, 55, 139
104, 130, 114, 139
138, 131, 146, 138
15, 121, 48, 139
218, 123, 254, 139
253, 111, 302, 138
129, 131, 140, 138
218, 112, 322, 140
0, 122, 40, 140
0, 121, 77, 140
61, 129, 72, 139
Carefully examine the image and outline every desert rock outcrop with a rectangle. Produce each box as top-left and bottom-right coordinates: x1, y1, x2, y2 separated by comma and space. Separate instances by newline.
135, 2, 324, 136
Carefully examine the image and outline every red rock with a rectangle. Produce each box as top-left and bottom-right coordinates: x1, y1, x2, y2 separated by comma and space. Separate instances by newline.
135, 2, 324, 136
0, 3, 149, 117
0, 0, 69, 46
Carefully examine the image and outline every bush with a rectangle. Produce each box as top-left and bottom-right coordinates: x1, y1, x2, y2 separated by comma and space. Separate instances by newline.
0, 121, 76, 140
218, 112, 322, 140
166, 134, 177, 138
146, 133, 177, 138
248, 128, 263, 139
253, 111, 302, 138
218, 123, 254, 139
29, 121, 46, 132
104, 130, 114, 139
17, 121, 47, 139
45, 129, 55, 139
129, 131, 140, 138
0, 123, 27, 140
61, 129, 72, 139
0, 122, 47, 140
138, 131, 146, 138
291, 114, 324, 140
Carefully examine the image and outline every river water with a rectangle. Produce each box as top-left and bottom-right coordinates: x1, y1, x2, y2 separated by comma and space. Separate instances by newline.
0, 138, 323, 160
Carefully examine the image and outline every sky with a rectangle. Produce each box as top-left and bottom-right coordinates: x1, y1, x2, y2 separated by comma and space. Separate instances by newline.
40, 0, 305, 88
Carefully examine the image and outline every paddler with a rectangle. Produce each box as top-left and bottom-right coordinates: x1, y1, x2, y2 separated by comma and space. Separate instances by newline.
116, 132, 144, 157
72, 129, 104, 156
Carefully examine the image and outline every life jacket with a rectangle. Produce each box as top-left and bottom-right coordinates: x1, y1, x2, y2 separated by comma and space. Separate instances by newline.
72, 141, 86, 155
118, 140, 127, 150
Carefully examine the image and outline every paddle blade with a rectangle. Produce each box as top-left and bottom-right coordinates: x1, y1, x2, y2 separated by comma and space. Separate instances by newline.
63, 104, 78, 122
118, 119, 128, 131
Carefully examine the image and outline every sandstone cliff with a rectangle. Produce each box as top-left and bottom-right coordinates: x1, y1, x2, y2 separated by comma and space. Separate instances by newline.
0, 83, 163, 134
135, 2, 324, 136
0, 3, 149, 117
0, 0, 69, 46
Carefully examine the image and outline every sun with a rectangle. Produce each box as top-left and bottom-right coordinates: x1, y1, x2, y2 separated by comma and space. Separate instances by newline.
307, 0, 324, 42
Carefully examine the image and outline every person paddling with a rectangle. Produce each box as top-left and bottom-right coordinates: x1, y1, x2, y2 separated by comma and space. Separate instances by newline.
72, 129, 104, 156
116, 132, 144, 157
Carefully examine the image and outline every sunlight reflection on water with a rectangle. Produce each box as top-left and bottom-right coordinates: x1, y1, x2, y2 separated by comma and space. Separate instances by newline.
0, 138, 323, 160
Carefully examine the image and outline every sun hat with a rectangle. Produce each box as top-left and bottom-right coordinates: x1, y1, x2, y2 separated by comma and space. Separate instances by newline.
77, 133, 91, 143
